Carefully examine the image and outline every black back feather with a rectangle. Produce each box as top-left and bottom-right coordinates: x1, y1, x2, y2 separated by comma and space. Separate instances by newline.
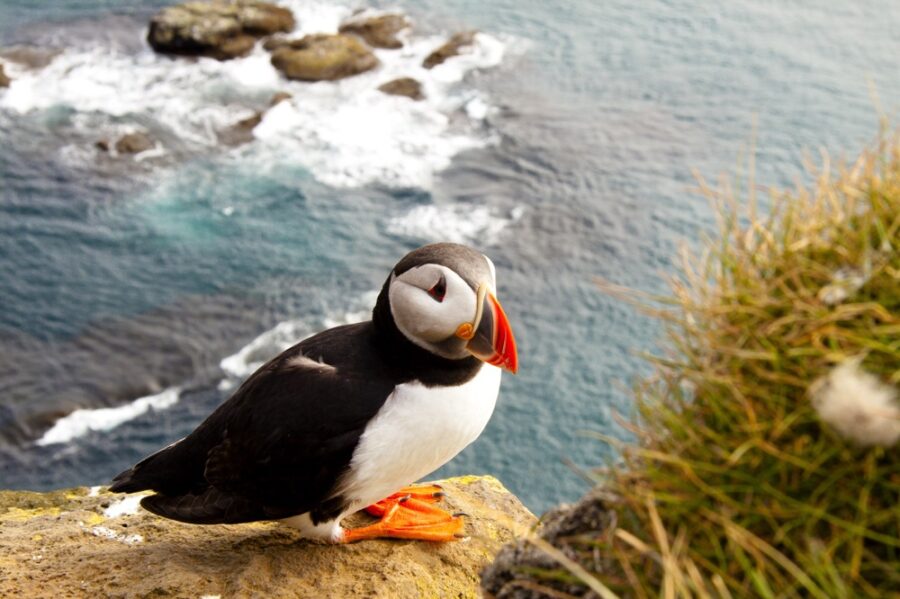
110, 313, 482, 525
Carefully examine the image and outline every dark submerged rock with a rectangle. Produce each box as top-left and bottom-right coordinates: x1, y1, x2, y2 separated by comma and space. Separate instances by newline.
269, 91, 292, 106
0, 46, 62, 70
338, 14, 409, 49
423, 31, 477, 69
147, 0, 295, 61
270, 34, 378, 82
378, 77, 424, 101
217, 92, 291, 146
96, 132, 155, 155
218, 111, 263, 146
115, 132, 155, 154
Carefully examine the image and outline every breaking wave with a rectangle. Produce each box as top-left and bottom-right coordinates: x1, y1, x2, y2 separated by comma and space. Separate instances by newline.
385, 204, 524, 246
0, 0, 510, 189
36, 388, 180, 446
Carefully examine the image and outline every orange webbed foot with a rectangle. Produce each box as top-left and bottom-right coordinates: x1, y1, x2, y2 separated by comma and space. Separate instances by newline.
342, 485, 466, 543
363, 484, 445, 517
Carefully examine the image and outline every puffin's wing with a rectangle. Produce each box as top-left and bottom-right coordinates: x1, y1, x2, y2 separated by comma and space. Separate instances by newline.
199, 350, 395, 518
115, 323, 397, 524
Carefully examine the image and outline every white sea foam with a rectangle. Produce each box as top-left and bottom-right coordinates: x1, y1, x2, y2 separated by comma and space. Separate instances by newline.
247, 25, 506, 188
0, 1, 510, 189
36, 388, 180, 446
386, 204, 524, 246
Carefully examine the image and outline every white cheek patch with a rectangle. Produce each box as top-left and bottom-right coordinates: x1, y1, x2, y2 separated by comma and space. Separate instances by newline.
389, 265, 478, 347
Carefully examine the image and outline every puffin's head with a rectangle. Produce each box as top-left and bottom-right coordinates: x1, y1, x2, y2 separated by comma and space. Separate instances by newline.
383, 242, 518, 373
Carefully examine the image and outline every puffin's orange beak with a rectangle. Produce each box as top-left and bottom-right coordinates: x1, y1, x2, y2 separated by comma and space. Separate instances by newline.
456, 285, 518, 374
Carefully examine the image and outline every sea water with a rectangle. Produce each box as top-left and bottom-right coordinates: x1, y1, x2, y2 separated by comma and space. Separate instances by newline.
0, 0, 897, 512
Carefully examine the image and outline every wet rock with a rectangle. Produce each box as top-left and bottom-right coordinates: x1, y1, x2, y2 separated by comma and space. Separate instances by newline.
147, 0, 295, 61
236, 1, 296, 36
0, 63, 9, 88
218, 111, 263, 146
270, 34, 378, 82
338, 14, 409, 49
378, 77, 424, 101
423, 31, 477, 69
218, 93, 291, 146
261, 36, 290, 51
96, 132, 155, 155
115, 132, 155, 154
481, 488, 620, 598
1, 476, 534, 598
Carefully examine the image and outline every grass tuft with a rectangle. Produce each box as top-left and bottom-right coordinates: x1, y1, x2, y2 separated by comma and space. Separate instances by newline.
577, 132, 900, 597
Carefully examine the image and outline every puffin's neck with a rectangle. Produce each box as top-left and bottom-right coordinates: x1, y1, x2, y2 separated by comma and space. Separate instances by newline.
372, 276, 482, 387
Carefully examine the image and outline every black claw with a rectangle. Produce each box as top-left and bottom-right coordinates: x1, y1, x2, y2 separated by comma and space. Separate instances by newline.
398, 494, 412, 503
433, 483, 443, 489
453, 512, 469, 518
453, 533, 468, 539
432, 491, 446, 498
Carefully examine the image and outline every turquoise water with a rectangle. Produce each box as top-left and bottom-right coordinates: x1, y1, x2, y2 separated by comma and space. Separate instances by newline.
0, 0, 897, 512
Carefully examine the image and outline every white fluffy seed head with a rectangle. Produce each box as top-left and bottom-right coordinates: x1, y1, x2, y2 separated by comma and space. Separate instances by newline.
809, 357, 900, 448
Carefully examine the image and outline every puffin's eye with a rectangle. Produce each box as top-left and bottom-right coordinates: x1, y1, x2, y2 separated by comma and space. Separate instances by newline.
427, 274, 446, 302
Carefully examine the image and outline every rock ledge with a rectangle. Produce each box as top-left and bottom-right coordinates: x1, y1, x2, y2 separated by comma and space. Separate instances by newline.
1, 475, 534, 598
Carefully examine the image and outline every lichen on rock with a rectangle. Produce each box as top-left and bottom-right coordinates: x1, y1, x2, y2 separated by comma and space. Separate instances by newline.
1, 475, 534, 598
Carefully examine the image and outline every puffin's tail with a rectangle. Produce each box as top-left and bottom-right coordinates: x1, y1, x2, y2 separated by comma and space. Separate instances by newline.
109, 465, 149, 493
108, 437, 195, 494
108, 446, 169, 493
139, 487, 268, 524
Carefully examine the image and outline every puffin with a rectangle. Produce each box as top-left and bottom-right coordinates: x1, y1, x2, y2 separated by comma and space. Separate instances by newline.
109, 242, 518, 543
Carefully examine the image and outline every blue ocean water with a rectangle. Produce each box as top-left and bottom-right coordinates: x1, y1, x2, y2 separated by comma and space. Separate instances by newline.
0, 0, 897, 513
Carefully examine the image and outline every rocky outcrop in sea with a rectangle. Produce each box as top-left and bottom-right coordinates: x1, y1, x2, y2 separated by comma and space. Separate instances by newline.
0, 0, 492, 177
144, 0, 477, 84
147, 0, 295, 60
378, 77, 425, 101
268, 33, 379, 81
423, 31, 478, 69
338, 14, 409, 49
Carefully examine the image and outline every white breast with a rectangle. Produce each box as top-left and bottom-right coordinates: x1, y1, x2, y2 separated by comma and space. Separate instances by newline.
337, 364, 502, 510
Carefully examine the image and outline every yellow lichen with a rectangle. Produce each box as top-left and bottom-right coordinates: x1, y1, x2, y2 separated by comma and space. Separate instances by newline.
2, 506, 61, 521
84, 512, 106, 526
